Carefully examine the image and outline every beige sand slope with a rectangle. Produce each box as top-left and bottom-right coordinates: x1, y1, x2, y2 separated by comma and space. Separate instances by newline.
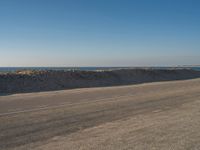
0, 78, 200, 150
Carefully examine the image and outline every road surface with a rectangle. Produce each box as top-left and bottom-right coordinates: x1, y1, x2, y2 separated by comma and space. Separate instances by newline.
0, 78, 200, 150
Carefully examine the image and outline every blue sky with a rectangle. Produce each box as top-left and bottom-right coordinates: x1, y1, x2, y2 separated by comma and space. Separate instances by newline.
0, 0, 200, 67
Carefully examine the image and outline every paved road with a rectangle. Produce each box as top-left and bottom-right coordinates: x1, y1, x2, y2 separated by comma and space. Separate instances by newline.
0, 79, 200, 150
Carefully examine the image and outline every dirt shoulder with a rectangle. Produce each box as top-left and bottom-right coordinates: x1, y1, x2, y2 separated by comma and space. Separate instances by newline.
0, 78, 200, 150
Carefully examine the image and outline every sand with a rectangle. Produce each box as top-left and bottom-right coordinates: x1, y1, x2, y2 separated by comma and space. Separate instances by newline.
0, 78, 200, 149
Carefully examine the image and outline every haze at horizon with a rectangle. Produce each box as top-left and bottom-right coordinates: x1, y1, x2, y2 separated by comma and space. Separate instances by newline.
0, 0, 200, 67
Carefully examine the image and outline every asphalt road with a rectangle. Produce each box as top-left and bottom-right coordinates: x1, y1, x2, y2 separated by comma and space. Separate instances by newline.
0, 78, 200, 150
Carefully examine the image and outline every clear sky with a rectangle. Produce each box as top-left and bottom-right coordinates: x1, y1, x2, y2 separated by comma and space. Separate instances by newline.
0, 0, 200, 67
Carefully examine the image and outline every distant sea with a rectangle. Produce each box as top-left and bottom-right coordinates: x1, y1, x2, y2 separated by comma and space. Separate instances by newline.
0, 67, 130, 73
0, 67, 200, 73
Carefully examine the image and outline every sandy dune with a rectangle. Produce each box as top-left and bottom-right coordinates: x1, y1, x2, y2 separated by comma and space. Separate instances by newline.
1, 78, 200, 150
